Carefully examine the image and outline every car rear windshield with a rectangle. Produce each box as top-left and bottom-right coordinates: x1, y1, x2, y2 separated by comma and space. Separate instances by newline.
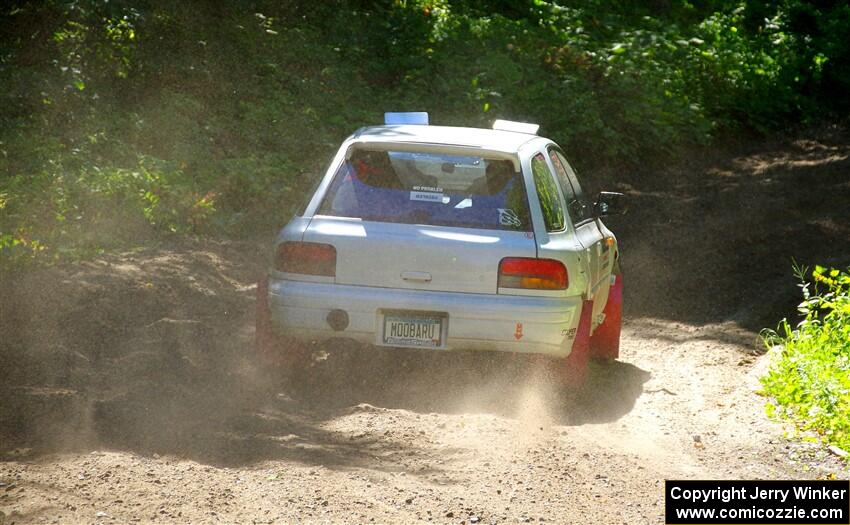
317, 149, 532, 231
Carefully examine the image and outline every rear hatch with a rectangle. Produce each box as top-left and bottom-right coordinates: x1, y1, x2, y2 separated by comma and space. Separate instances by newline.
303, 149, 537, 294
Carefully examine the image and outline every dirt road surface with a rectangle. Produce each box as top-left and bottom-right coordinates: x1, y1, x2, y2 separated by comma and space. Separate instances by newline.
2, 129, 849, 524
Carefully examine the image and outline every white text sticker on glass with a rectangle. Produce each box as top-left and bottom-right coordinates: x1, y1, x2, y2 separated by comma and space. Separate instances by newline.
410, 191, 444, 203
413, 185, 443, 193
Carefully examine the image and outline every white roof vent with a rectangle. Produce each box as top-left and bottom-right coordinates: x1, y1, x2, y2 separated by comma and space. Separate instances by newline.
492, 119, 539, 135
384, 112, 429, 125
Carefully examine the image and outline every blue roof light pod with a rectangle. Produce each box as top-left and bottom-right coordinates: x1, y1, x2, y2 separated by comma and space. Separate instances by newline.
384, 112, 430, 125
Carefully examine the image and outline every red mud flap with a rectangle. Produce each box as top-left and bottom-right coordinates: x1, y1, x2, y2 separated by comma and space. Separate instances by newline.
561, 299, 594, 387
590, 273, 623, 361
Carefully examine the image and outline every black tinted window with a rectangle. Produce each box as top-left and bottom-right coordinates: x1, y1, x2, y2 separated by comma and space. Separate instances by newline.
531, 153, 565, 232
549, 149, 591, 223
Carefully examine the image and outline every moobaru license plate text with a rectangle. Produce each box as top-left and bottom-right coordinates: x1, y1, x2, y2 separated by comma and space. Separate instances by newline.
384, 316, 442, 347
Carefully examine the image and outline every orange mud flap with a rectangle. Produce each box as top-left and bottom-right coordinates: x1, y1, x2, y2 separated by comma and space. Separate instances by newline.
590, 273, 623, 361
255, 274, 308, 368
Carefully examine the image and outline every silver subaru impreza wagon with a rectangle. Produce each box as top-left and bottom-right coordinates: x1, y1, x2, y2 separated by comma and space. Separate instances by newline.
257, 113, 625, 386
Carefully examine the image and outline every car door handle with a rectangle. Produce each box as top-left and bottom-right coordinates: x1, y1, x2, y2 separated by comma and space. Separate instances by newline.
401, 271, 432, 282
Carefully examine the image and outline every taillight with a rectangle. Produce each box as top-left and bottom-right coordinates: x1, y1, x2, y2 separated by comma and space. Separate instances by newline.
498, 257, 568, 290
275, 242, 336, 276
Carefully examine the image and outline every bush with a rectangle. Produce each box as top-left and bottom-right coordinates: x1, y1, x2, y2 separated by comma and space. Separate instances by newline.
1, 1, 847, 269
761, 265, 850, 454
0, 157, 216, 269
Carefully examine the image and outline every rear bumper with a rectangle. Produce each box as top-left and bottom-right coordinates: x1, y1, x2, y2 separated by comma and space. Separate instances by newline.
268, 277, 583, 357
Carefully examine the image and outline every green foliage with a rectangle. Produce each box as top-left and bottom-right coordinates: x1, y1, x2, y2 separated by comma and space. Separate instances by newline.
1, 0, 847, 269
761, 265, 850, 455
0, 158, 213, 266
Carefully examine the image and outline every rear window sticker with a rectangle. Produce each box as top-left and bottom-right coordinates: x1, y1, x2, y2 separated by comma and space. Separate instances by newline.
412, 185, 444, 193
410, 190, 444, 203
498, 208, 521, 227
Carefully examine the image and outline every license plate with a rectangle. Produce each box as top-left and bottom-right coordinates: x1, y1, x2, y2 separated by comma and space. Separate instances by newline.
383, 314, 443, 348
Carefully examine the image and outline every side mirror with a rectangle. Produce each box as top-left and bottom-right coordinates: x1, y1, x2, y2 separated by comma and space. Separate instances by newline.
593, 191, 627, 218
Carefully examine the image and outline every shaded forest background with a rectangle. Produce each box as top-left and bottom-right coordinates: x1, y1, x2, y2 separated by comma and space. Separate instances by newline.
1, 0, 848, 269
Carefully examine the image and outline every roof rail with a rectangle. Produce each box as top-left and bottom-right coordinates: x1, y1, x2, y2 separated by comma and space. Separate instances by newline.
384, 112, 429, 125
492, 119, 539, 135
